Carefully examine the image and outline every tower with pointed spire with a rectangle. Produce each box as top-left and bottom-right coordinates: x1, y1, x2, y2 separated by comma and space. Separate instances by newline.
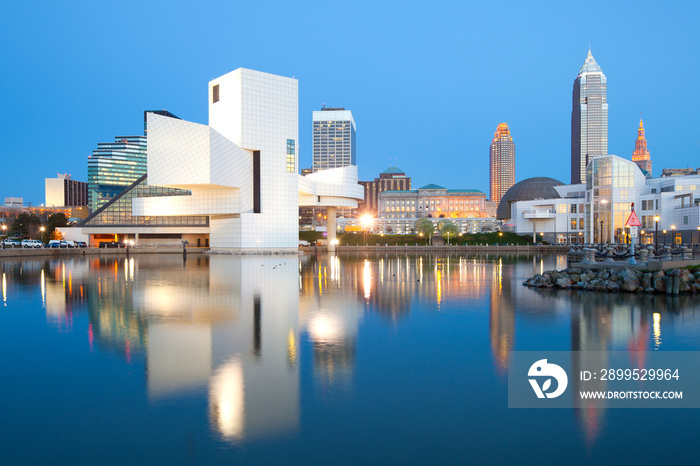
571, 50, 608, 185
632, 118, 652, 175
489, 123, 515, 205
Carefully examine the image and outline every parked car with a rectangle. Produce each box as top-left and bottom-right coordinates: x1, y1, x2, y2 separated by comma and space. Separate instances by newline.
21, 240, 44, 248
2, 239, 21, 248
64, 240, 76, 248
47, 240, 65, 248
99, 241, 121, 248
76, 241, 87, 248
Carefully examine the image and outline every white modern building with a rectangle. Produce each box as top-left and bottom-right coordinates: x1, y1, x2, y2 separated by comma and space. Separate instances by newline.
500, 155, 700, 245
65, 68, 363, 252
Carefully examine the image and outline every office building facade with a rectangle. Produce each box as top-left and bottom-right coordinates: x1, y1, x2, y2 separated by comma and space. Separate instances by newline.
312, 108, 356, 172
489, 123, 515, 205
87, 135, 148, 212
359, 166, 412, 214
45, 174, 88, 207
571, 50, 608, 185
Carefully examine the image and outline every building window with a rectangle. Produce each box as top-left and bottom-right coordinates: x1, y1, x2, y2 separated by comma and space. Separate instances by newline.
286, 139, 296, 173
213, 84, 220, 103
684, 216, 689, 225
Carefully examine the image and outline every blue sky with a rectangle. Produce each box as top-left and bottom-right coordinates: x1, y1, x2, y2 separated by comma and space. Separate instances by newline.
2, 0, 699, 205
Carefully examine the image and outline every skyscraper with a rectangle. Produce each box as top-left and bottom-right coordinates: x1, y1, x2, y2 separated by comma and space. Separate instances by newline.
632, 118, 652, 175
87, 135, 147, 212
571, 50, 608, 185
312, 107, 356, 172
489, 123, 515, 205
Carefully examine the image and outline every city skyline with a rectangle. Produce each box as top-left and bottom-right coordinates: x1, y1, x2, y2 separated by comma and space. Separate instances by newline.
1, 0, 698, 205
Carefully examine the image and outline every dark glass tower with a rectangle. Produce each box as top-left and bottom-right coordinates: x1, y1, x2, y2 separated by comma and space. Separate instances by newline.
571, 51, 608, 185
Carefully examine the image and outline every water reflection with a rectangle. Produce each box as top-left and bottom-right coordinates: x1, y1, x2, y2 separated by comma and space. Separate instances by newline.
4, 251, 700, 455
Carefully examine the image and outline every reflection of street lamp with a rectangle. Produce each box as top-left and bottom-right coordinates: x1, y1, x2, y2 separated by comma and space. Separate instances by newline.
654, 215, 660, 251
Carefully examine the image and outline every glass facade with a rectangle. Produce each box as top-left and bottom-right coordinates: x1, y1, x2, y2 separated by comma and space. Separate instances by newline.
588, 157, 639, 243
312, 109, 356, 172
571, 51, 608, 184
87, 136, 148, 212
489, 123, 515, 205
81, 175, 208, 227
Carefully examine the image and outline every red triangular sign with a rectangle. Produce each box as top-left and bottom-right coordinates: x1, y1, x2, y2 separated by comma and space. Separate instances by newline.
625, 210, 642, 227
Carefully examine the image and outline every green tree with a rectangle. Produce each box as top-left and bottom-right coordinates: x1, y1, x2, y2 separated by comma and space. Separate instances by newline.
439, 220, 459, 245
415, 218, 434, 245
42, 213, 68, 243
10, 213, 41, 238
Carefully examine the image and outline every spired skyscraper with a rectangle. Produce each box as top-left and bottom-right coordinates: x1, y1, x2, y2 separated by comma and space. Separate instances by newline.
632, 118, 652, 175
489, 123, 515, 205
571, 50, 608, 185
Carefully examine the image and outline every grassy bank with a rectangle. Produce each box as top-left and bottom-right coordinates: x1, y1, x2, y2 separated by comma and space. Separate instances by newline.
300, 231, 533, 246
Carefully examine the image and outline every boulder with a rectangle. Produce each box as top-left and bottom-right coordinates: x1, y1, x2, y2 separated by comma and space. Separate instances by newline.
653, 278, 666, 293
567, 268, 582, 275
556, 277, 573, 288
641, 273, 653, 289
620, 277, 641, 292
679, 279, 691, 293
606, 281, 620, 292
569, 274, 580, 283
550, 271, 562, 280
610, 274, 620, 282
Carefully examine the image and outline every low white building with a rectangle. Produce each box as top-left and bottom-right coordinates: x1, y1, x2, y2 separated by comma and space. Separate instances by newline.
500, 155, 700, 245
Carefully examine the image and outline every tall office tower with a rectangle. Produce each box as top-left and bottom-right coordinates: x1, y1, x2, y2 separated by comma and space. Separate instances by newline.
489, 123, 515, 205
87, 136, 147, 211
312, 107, 356, 172
571, 50, 608, 185
45, 174, 88, 207
632, 118, 652, 175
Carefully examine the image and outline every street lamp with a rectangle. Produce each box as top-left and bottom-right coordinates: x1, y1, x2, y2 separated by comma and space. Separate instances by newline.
641, 230, 645, 245
663, 230, 667, 246
697, 226, 700, 245
578, 231, 583, 244
600, 220, 605, 246
499, 231, 503, 245
654, 215, 660, 251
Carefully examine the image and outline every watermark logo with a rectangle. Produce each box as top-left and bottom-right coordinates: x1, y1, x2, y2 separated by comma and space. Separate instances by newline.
528, 359, 568, 399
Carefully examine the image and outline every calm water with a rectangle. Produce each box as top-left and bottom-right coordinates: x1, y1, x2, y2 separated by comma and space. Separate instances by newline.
1, 252, 699, 465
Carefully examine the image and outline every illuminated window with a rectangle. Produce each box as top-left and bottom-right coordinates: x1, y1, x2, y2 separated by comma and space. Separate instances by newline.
286, 139, 296, 173
213, 84, 219, 103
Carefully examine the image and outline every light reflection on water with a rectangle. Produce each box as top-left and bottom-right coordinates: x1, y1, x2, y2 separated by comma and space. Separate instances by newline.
1, 252, 700, 463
